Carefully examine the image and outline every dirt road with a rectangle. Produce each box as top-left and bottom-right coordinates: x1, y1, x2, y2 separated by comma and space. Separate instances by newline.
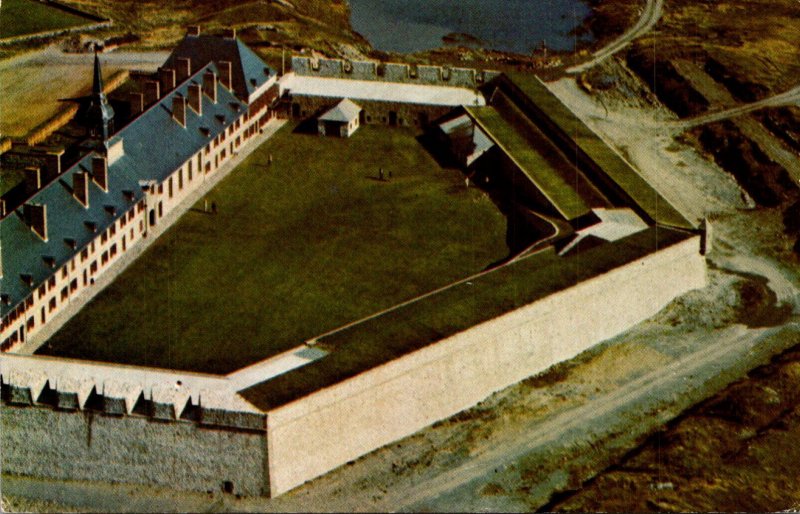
392, 323, 799, 511
676, 84, 800, 128
567, 0, 663, 74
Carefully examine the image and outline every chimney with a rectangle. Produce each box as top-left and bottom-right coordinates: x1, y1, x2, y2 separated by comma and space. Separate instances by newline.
159, 67, 176, 93
45, 150, 63, 180
23, 203, 48, 241
92, 155, 108, 191
130, 92, 144, 115
187, 25, 200, 37
73, 171, 90, 208
223, 28, 236, 39
176, 58, 191, 82
218, 61, 232, 90
203, 70, 218, 103
173, 94, 187, 127
25, 166, 42, 195
144, 80, 160, 104
188, 83, 202, 115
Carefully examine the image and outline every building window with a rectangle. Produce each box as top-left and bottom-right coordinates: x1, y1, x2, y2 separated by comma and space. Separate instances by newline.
81, 248, 88, 262
169, 176, 174, 198
101, 232, 108, 244
70, 279, 78, 293
120, 216, 126, 228
110, 224, 116, 237
90, 261, 97, 274
158, 184, 164, 195
110, 244, 117, 258
60, 287, 68, 301
101, 251, 109, 265
188, 159, 193, 181
61, 266, 68, 279
38, 284, 46, 300
91, 241, 96, 253
48, 276, 56, 291
49, 298, 56, 312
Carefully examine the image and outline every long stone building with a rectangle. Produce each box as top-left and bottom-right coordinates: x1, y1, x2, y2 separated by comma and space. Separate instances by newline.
0, 28, 278, 350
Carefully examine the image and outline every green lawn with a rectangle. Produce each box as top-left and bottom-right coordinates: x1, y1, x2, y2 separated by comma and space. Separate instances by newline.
39, 125, 508, 373
0, 0, 93, 39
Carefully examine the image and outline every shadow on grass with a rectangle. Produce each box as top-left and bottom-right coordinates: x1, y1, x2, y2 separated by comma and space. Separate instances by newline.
416, 131, 552, 269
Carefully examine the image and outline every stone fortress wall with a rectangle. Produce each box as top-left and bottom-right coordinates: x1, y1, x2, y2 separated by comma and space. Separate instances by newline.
0, 50, 710, 500
291, 56, 501, 90
286, 56, 496, 128
1, 234, 707, 497
0, 353, 269, 496
265, 235, 707, 495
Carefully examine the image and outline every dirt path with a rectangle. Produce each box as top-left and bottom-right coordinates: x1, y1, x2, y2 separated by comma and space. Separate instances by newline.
393, 323, 796, 511
676, 84, 800, 129
546, 72, 749, 225
567, 0, 663, 74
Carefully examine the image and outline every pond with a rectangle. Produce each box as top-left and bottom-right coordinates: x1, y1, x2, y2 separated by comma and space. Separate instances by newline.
349, 0, 593, 55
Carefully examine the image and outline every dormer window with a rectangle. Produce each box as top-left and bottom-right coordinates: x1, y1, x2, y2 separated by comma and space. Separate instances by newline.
20, 274, 33, 287
64, 238, 77, 249
42, 256, 56, 268
84, 220, 98, 232
104, 205, 117, 216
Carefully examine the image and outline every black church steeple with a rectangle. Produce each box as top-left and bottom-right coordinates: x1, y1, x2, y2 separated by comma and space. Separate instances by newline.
85, 51, 115, 141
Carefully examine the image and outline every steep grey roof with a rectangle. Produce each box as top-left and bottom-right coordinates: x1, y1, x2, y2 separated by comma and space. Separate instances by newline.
1, 60, 257, 318
163, 34, 276, 100
319, 99, 361, 123
109, 62, 241, 185
0, 152, 144, 317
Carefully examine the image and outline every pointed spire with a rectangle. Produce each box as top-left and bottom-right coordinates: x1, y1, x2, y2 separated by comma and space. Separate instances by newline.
85, 46, 114, 143
92, 47, 104, 96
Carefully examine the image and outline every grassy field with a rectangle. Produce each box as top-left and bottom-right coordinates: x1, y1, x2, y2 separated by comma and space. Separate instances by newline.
39, 125, 508, 373
0, 0, 93, 39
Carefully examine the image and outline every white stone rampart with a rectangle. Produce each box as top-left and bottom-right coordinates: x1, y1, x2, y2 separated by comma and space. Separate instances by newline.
0, 353, 261, 420
291, 56, 500, 89
264, 235, 706, 495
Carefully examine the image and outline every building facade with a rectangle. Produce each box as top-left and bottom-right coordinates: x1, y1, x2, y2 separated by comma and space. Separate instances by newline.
0, 28, 278, 351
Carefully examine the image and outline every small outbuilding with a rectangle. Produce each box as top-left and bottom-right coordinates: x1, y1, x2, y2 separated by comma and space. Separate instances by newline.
318, 99, 362, 138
